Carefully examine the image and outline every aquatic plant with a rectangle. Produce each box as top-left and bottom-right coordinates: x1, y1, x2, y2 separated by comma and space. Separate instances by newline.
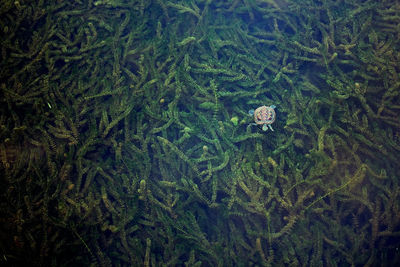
1, 0, 399, 266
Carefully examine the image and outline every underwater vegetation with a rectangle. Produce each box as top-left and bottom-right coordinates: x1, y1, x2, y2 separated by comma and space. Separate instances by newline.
1, 0, 400, 266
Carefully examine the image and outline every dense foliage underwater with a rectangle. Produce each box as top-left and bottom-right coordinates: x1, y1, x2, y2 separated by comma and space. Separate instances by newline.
1, 0, 400, 266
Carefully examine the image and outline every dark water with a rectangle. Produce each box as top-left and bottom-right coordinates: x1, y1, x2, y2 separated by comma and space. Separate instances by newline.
1, 0, 399, 266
